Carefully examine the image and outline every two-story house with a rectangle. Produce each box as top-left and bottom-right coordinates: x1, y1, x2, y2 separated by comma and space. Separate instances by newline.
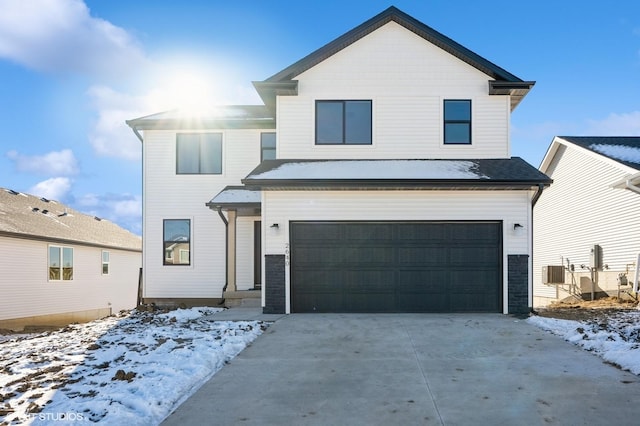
127, 7, 550, 315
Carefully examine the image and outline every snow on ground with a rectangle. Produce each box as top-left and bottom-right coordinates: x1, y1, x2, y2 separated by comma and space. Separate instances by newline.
527, 310, 640, 375
0, 307, 267, 425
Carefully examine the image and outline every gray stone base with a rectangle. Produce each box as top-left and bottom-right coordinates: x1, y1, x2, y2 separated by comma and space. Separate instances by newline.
264, 255, 286, 314
508, 254, 529, 314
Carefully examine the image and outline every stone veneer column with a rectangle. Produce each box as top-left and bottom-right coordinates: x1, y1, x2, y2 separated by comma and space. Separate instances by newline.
264, 255, 286, 314
508, 254, 529, 314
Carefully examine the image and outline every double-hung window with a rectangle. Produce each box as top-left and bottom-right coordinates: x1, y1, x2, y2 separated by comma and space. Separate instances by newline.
176, 133, 222, 174
316, 100, 372, 145
102, 251, 110, 275
261, 133, 276, 161
163, 219, 191, 266
49, 246, 73, 281
443, 100, 471, 145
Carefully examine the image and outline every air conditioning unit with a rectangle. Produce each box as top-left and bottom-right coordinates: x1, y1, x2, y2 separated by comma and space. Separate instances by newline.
542, 265, 565, 284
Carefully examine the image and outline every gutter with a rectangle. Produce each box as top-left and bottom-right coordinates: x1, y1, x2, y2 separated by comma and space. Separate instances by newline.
216, 206, 229, 300
530, 183, 546, 314
531, 183, 546, 207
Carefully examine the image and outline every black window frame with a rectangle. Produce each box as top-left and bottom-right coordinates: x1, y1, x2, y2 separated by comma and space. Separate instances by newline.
176, 133, 223, 174
163, 219, 191, 266
260, 132, 277, 161
315, 100, 372, 145
443, 99, 472, 145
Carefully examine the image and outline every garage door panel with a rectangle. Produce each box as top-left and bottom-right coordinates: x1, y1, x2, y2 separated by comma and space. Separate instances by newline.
398, 247, 447, 264
291, 222, 502, 313
397, 270, 448, 293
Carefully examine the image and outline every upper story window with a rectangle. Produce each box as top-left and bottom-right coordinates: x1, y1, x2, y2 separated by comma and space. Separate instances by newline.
316, 100, 372, 145
176, 133, 222, 174
163, 219, 191, 266
261, 132, 276, 161
49, 245, 73, 281
443, 100, 471, 145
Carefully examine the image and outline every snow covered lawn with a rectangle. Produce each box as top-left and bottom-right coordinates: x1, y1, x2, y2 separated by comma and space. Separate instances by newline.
528, 310, 640, 375
0, 307, 267, 425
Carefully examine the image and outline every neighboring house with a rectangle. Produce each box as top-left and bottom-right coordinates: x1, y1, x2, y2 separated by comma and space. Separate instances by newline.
533, 136, 640, 306
127, 7, 550, 314
0, 188, 142, 330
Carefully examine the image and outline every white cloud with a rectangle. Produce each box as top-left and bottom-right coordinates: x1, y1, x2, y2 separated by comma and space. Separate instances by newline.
6, 149, 79, 175
0, 0, 147, 77
585, 111, 640, 136
76, 192, 142, 234
29, 177, 73, 201
87, 86, 146, 161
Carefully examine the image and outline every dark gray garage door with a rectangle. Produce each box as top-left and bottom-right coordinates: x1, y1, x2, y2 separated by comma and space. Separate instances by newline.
290, 221, 502, 313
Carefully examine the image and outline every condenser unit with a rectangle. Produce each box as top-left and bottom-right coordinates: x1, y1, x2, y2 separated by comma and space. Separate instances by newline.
542, 265, 565, 284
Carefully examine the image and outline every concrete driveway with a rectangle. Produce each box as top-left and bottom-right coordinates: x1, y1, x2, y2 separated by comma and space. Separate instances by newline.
162, 313, 640, 425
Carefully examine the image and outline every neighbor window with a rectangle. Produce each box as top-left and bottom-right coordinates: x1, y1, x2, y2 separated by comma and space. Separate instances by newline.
261, 132, 276, 161
316, 100, 372, 145
102, 251, 110, 275
176, 133, 222, 174
49, 246, 73, 281
163, 219, 191, 265
443, 100, 471, 144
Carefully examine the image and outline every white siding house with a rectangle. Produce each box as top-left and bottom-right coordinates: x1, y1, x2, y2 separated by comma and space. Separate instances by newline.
128, 7, 549, 314
0, 188, 142, 331
533, 136, 640, 306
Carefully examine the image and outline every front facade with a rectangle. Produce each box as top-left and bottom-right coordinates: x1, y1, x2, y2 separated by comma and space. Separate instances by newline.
0, 188, 142, 330
128, 7, 550, 314
533, 136, 640, 306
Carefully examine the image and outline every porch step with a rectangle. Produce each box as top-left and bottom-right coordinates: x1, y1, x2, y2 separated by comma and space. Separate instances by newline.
223, 290, 262, 308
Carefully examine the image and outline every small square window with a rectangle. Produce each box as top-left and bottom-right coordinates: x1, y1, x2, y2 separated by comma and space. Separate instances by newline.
444, 100, 471, 145
176, 133, 222, 174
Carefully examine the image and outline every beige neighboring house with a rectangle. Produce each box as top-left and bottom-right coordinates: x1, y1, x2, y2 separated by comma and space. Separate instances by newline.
0, 187, 142, 330
533, 136, 640, 306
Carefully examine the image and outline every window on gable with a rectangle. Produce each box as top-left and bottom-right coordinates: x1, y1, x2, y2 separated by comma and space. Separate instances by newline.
261, 132, 276, 161
49, 245, 73, 281
176, 133, 222, 174
164, 219, 191, 266
316, 100, 372, 145
444, 100, 471, 145
102, 251, 110, 275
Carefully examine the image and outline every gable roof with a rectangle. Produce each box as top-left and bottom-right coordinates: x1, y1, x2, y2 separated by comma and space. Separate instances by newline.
253, 6, 534, 110
242, 158, 551, 190
0, 188, 142, 251
541, 136, 640, 173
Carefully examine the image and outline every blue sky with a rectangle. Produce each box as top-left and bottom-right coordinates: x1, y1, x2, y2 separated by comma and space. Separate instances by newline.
1, 0, 639, 235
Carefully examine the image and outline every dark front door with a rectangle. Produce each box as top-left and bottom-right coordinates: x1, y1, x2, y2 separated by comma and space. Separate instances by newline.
290, 221, 502, 313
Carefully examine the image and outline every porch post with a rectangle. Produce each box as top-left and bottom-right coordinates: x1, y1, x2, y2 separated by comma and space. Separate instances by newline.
227, 209, 237, 292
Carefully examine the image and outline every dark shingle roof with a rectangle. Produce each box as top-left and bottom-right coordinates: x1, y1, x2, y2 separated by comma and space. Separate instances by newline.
559, 137, 640, 171
254, 6, 534, 110
242, 158, 551, 189
0, 188, 141, 251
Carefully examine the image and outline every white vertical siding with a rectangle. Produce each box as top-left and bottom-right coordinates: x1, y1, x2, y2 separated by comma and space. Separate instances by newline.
533, 143, 640, 303
142, 129, 262, 298
0, 236, 140, 321
277, 22, 510, 160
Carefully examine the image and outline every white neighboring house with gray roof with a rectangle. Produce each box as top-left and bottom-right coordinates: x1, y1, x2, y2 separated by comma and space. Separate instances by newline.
127, 7, 550, 315
0, 188, 142, 330
533, 136, 640, 306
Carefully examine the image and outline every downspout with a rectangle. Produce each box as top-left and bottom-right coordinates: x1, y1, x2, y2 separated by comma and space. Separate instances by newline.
216, 206, 229, 304
530, 184, 546, 314
130, 126, 143, 143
